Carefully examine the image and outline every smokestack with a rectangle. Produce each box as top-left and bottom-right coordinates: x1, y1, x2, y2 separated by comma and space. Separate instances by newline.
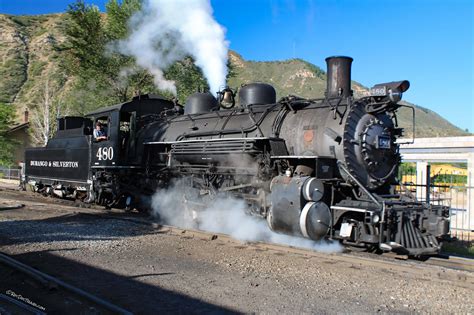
325, 56, 353, 98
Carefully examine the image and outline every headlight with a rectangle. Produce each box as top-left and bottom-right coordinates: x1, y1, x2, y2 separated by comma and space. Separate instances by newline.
369, 80, 410, 103
388, 89, 402, 102
372, 214, 380, 224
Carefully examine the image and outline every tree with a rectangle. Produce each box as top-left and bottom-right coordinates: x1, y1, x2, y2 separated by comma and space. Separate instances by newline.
226, 58, 236, 82
30, 80, 64, 146
63, 0, 153, 106
0, 104, 17, 166
105, 0, 141, 40
64, 1, 107, 75
63, 0, 224, 110
165, 57, 209, 103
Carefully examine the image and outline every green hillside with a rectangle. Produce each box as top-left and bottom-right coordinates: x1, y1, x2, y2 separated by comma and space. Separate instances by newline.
0, 14, 72, 115
0, 13, 468, 139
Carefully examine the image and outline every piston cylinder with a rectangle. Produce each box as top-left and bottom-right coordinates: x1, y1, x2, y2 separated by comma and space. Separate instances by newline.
268, 175, 331, 240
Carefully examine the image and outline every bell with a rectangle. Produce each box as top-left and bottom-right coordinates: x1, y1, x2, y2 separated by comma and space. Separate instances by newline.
218, 87, 236, 109
223, 90, 233, 103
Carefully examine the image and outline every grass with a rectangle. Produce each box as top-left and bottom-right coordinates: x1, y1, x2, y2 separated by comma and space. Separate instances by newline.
32, 27, 48, 37
9, 15, 48, 28
442, 240, 474, 258
0, 46, 28, 103
29, 61, 47, 77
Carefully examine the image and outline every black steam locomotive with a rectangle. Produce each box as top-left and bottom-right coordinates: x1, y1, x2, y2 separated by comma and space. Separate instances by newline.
23, 56, 450, 256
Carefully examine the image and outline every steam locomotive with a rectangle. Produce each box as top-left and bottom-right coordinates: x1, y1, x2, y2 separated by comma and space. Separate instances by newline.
23, 56, 450, 256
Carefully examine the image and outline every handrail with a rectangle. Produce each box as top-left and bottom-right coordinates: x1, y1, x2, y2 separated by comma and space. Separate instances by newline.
337, 160, 382, 209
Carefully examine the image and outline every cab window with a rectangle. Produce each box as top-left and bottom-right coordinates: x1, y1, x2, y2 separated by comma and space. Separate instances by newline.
93, 116, 109, 142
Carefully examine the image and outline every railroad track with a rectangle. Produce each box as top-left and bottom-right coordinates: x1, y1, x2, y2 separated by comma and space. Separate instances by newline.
1, 187, 473, 274
147, 224, 474, 274
0, 252, 132, 314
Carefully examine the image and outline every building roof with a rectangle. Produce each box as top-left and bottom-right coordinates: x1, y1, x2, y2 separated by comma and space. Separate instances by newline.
7, 122, 29, 134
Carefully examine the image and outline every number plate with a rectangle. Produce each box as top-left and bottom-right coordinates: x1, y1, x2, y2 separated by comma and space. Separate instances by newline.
378, 136, 391, 149
340, 223, 353, 238
369, 86, 387, 96
96, 147, 114, 161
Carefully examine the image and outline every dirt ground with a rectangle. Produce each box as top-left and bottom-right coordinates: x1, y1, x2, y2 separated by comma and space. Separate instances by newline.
0, 189, 473, 314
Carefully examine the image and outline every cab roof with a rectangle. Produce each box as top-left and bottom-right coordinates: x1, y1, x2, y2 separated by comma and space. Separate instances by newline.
85, 94, 174, 117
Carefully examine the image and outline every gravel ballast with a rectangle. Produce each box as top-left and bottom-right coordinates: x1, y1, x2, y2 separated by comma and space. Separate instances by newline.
0, 192, 473, 313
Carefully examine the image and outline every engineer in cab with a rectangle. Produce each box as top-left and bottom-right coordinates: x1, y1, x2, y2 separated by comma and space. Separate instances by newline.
93, 122, 107, 142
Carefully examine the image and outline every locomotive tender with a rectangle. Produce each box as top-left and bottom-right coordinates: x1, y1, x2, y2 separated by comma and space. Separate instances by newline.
23, 56, 450, 256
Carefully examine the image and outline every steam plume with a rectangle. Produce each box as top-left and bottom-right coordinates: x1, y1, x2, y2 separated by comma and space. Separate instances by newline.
119, 0, 229, 95
152, 179, 343, 253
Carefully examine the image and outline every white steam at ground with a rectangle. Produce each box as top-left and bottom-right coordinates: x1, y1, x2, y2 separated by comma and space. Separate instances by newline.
151, 180, 343, 253
118, 0, 229, 95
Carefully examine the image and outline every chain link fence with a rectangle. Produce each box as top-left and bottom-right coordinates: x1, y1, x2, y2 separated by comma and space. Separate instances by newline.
0, 166, 21, 180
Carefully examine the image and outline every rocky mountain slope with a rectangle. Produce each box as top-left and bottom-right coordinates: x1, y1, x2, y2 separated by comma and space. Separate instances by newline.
0, 14, 72, 117
0, 13, 467, 138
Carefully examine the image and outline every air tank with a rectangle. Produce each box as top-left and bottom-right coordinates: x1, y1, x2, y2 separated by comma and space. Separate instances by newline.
238, 83, 276, 107
184, 92, 218, 115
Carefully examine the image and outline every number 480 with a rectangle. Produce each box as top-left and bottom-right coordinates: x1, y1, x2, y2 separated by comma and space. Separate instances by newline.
96, 147, 114, 161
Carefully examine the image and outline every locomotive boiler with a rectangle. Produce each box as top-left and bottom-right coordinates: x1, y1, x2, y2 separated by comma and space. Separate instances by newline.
23, 56, 450, 256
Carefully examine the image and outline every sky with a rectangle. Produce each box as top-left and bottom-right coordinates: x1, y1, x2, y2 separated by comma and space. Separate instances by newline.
1, 0, 473, 131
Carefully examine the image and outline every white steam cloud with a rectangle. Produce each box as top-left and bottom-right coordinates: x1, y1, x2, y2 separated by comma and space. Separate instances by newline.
151, 179, 343, 253
118, 0, 229, 95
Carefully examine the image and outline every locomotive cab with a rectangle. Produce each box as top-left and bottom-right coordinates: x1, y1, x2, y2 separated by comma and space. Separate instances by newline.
84, 94, 175, 207
85, 94, 175, 168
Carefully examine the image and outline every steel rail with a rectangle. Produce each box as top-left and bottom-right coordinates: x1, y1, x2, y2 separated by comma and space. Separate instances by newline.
0, 252, 133, 315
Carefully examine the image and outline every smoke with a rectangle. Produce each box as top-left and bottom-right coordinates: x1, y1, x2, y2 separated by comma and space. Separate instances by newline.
118, 0, 229, 95
151, 179, 343, 253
